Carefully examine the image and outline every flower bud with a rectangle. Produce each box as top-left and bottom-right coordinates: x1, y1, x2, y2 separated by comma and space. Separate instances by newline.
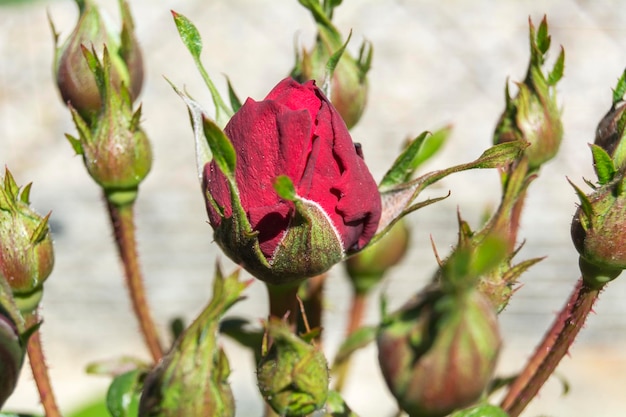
571, 175, 626, 277
0, 280, 26, 408
493, 17, 563, 170
257, 319, 329, 416
66, 47, 152, 205
53, 0, 143, 119
344, 219, 409, 295
291, 2, 371, 129
377, 286, 501, 417
199, 78, 380, 285
595, 102, 626, 172
0, 169, 54, 313
139, 267, 248, 417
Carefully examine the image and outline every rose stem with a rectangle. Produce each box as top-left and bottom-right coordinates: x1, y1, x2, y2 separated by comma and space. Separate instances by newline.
333, 291, 367, 392
500, 278, 600, 416
266, 282, 301, 328
301, 274, 326, 333
106, 198, 163, 362
25, 312, 63, 417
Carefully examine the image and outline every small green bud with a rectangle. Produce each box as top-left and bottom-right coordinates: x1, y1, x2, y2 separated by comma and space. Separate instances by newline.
344, 219, 409, 295
53, 0, 144, 119
0, 169, 54, 311
291, 2, 371, 128
493, 17, 564, 171
139, 267, 249, 417
257, 319, 329, 416
377, 286, 501, 417
66, 47, 152, 202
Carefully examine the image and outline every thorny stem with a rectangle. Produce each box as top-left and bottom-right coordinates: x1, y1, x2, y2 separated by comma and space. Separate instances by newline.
106, 198, 163, 362
25, 311, 63, 417
333, 291, 367, 392
501, 278, 601, 416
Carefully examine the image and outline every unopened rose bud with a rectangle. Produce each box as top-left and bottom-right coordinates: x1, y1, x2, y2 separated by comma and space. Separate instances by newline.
201, 78, 381, 285
66, 47, 152, 205
291, 2, 371, 128
571, 174, 626, 285
257, 319, 329, 416
53, 0, 143, 119
0, 169, 53, 313
377, 286, 501, 417
595, 102, 626, 168
494, 17, 563, 170
0, 280, 27, 408
139, 267, 248, 417
344, 219, 409, 295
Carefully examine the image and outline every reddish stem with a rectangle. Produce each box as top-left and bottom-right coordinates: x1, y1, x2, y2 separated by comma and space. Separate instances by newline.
106, 199, 163, 362
501, 278, 600, 416
25, 312, 63, 417
333, 291, 367, 392
266, 282, 301, 329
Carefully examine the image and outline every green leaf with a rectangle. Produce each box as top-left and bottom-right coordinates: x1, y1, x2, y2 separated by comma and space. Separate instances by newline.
474, 141, 525, 169
273, 175, 297, 201
547, 46, 565, 86
171, 10, 202, 59
331, 326, 376, 366
202, 115, 237, 179
613, 69, 626, 105
470, 236, 508, 277
590, 143, 616, 185
449, 404, 508, 417
568, 178, 594, 220
106, 369, 142, 417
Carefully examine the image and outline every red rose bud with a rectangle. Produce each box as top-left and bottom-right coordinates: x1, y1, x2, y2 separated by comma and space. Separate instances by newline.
66, 47, 152, 205
257, 319, 329, 416
377, 286, 501, 417
291, 1, 371, 128
493, 17, 564, 170
0, 280, 27, 408
570, 174, 626, 286
0, 169, 54, 313
53, 0, 143, 119
203, 78, 381, 285
139, 267, 248, 417
344, 218, 409, 295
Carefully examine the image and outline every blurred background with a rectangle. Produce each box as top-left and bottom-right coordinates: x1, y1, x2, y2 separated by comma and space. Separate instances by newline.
2, 0, 626, 415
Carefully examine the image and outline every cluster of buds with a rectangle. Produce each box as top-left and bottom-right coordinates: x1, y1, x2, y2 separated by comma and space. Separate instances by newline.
0, 169, 53, 406
570, 70, 626, 287
139, 267, 249, 417
291, 0, 372, 128
52, 0, 151, 206
493, 16, 564, 172
257, 319, 329, 416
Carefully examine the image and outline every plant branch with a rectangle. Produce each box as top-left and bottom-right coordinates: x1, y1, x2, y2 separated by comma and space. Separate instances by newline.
25, 312, 63, 417
501, 278, 600, 416
106, 198, 163, 362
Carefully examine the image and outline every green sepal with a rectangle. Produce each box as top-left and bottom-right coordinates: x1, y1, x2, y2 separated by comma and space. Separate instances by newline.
322, 30, 352, 97
106, 369, 143, 417
273, 175, 297, 201
226, 76, 242, 113
547, 46, 565, 86
568, 177, 594, 221
171, 10, 233, 126
379, 127, 450, 191
373, 141, 525, 245
590, 143, 616, 185
29, 212, 51, 245
612, 69, 626, 105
